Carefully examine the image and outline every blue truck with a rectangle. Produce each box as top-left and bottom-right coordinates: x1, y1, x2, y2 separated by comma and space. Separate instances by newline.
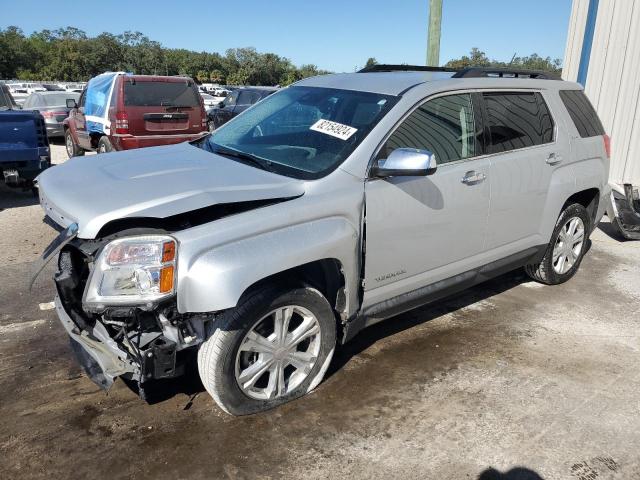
0, 83, 51, 190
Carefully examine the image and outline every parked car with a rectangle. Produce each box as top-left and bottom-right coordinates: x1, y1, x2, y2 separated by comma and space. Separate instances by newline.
7, 84, 29, 105
63, 73, 208, 156
200, 92, 225, 109
22, 91, 80, 138
60, 83, 85, 93
207, 86, 277, 130
35, 66, 610, 416
0, 84, 50, 189
41, 84, 66, 92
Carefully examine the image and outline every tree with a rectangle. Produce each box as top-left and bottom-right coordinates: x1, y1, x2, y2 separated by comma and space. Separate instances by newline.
445, 48, 561, 75
0, 26, 331, 83
364, 57, 378, 68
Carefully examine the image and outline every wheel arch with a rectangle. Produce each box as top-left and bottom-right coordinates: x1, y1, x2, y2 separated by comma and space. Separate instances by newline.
175, 216, 361, 320
237, 258, 347, 321
563, 187, 600, 229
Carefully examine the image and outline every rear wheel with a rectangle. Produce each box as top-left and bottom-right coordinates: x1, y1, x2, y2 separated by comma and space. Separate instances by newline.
97, 136, 113, 154
525, 203, 590, 284
65, 129, 84, 158
197, 285, 336, 415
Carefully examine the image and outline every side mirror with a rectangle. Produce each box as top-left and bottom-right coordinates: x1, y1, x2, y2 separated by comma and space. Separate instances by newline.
372, 148, 437, 178
217, 101, 225, 108
66, 99, 77, 109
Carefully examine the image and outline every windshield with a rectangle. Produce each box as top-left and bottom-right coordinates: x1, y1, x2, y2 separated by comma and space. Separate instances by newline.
204, 86, 398, 179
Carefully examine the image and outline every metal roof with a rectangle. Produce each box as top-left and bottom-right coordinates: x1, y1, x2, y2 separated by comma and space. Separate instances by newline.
296, 71, 576, 97
294, 72, 455, 96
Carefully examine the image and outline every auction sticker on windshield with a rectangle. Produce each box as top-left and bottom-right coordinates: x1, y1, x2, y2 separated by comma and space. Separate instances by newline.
310, 119, 357, 140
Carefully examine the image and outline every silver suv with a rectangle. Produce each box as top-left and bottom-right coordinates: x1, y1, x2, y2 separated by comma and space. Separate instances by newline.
35, 66, 610, 415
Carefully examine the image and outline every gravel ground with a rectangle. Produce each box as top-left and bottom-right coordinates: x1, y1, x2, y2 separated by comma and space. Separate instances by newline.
0, 146, 639, 479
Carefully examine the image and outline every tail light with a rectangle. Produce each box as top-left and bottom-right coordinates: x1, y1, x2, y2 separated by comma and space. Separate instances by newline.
41, 111, 67, 118
115, 111, 129, 134
202, 117, 208, 128
603, 134, 611, 159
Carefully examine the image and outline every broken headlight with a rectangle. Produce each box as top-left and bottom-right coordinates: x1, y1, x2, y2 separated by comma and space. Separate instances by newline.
83, 235, 177, 312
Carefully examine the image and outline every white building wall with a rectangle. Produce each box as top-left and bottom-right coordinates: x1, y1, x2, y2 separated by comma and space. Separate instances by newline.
563, 0, 640, 184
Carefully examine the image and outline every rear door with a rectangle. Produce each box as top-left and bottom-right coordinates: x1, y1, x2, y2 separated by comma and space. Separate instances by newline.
363, 92, 491, 308
122, 78, 204, 136
480, 90, 567, 253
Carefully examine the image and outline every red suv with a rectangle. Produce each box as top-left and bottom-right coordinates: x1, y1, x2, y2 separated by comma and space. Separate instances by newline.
63, 74, 208, 157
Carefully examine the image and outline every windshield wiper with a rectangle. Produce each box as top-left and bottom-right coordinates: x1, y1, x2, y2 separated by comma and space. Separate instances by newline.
212, 146, 275, 173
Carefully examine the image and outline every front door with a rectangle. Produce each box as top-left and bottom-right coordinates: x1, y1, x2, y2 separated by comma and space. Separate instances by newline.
72, 89, 91, 149
363, 92, 491, 308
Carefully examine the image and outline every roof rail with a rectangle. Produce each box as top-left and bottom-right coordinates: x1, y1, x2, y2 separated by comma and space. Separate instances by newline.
358, 64, 459, 73
452, 67, 560, 80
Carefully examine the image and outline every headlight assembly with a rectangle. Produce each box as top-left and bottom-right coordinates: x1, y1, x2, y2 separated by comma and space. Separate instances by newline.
83, 235, 177, 312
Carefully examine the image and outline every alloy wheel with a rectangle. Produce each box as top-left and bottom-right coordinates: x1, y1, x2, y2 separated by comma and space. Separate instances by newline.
552, 216, 585, 274
235, 305, 321, 400
66, 134, 74, 157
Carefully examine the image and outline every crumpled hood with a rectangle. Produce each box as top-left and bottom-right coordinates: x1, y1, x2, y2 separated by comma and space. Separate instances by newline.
37, 142, 305, 238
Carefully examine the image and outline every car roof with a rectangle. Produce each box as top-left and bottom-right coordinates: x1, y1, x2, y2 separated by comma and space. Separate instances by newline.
295, 72, 455, 96
295, 71, 576, 96
240, 86, 279, 91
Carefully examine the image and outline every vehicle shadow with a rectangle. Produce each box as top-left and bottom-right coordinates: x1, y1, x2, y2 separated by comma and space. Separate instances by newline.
0, 183, 38, 211
327, 268, 533, 379
123, 353, 205, 407
478, 467, 545, 479
136, 269, 536, 406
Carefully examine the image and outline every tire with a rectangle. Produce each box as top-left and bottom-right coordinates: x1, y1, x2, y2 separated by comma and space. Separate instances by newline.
97, 136, 113, 154
65, 129, 84, 158
525, 203, 591, 285
197, 285, 336, 415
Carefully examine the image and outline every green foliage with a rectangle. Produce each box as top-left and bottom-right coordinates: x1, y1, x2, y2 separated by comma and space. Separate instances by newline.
445, 48, 562, 75
365, 57, 378, 68
0, 27, 330, 85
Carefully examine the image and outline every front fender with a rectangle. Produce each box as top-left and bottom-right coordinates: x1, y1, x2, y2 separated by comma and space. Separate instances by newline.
175, 216, 360, 315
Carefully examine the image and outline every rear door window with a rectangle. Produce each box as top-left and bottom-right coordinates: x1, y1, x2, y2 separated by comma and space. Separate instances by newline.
559, 89, 605, 138
124, 81, 200, 107
483, 92, 554, 153
237, 90, 262, 106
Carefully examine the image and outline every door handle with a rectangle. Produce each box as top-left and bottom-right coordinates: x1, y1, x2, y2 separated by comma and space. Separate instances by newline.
546, 152, 563, 164
461, 171, 487, 184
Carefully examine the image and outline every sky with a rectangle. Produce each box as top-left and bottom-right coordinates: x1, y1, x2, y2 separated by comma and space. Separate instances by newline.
1, 0, 573, 72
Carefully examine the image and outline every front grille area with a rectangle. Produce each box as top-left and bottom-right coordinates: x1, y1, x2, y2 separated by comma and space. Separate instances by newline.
55, 245, 93, 329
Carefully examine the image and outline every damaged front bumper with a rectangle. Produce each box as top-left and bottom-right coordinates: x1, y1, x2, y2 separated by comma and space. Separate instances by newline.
608, 183, 640, 240
43, 228, 209, 392
55, 295, 134, 389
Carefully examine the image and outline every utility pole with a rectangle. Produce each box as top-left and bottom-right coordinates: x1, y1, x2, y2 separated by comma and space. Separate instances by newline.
427, 0, 443, 66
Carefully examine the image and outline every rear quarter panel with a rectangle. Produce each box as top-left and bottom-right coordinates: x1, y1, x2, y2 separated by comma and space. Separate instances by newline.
539, 90, 609, 240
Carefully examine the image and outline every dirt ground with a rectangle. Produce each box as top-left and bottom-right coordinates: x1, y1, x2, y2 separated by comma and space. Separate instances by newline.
0, 144, 639, 479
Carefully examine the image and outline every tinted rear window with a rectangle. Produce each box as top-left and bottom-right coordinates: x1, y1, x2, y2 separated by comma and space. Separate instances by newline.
40, 93, 79, 107
559, 90, 605, 138
483, 92, 554, 153
124, 81, 200, 107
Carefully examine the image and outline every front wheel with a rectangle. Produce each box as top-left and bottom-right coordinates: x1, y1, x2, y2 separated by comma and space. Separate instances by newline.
65, 129, 84, 158
525, 203, 591, 284
197, 285, 336, 415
